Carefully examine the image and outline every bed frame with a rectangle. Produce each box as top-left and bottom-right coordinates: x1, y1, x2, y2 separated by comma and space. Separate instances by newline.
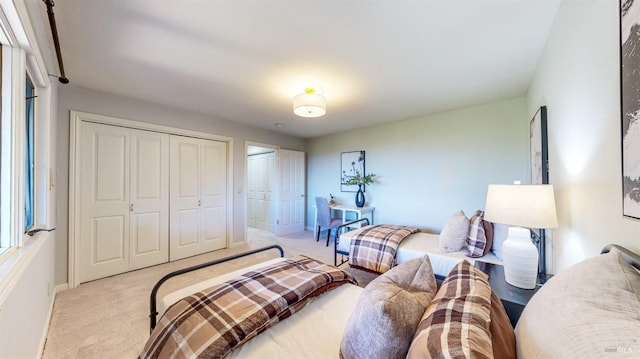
334, 218, 370, 266
148, 245, 284, 332
601, 244, 640, 270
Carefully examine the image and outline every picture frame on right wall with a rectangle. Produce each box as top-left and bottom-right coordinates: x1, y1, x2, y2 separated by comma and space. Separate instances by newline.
621, 0, 640, 219
530, 106, 548, 185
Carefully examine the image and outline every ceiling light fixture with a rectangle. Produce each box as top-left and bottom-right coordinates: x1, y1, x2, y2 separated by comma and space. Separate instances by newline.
293, 88, 326, 118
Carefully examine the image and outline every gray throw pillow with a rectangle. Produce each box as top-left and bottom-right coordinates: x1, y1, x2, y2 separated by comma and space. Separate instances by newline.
439, 210, 470, 252
340, 255, 437, 359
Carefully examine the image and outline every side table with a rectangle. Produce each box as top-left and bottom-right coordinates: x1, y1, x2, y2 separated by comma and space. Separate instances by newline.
474, 262, 551, 327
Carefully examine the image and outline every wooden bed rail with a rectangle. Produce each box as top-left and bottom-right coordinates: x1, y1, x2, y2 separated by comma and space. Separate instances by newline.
149, 245, 285, 332
601, 244, 640, 270
334, 218, 370, 266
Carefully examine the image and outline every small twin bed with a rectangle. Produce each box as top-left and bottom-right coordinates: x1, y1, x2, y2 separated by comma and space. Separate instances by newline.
140, 243, 640, 358
336, 225, 502, 278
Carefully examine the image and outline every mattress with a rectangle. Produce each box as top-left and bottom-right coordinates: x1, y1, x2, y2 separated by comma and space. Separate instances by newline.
159, 257, 364, 358
338, 228, 502, 278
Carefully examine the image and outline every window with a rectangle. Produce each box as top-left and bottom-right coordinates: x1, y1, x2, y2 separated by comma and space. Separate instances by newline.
0, 0, 52, 269
0, 45, 49, 257
24, 75, 35, 231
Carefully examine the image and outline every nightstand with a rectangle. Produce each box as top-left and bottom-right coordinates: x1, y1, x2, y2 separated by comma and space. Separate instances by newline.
474, 262, 550, 327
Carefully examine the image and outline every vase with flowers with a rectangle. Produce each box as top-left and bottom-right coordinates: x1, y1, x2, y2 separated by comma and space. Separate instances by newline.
344, 171, 376, 207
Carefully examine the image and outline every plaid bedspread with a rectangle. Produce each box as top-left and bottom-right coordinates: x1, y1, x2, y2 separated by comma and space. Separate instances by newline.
349, 224, 421, 273
139, 256, 355, 359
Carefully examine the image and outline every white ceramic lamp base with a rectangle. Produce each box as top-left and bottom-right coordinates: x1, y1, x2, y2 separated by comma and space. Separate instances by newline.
502, 226, 538, 289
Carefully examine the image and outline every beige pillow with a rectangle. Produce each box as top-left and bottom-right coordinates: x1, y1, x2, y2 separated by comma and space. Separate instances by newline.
340, 255, 437, 359
439, 210, 470, 252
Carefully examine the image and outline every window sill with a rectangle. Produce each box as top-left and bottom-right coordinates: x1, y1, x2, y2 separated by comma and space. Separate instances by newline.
0, 246, 16, 266
0, 235, 45, 304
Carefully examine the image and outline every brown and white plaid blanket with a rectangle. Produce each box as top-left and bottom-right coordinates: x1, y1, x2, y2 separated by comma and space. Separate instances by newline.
348, 224, 421, 273
139, 256, 355, 359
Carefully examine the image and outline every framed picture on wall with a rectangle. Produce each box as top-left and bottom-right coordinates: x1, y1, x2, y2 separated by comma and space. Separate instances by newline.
530, 106, 548, 185
621, 0, 640, 219
341, 150, 365, 192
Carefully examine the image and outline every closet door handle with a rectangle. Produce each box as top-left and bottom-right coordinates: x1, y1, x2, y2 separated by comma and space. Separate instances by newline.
198, 200, 201, 206
130, 203, 134, 212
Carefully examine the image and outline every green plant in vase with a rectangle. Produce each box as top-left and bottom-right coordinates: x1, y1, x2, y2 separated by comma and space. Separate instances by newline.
344, 171, 376, 186
345, 170, 375, 207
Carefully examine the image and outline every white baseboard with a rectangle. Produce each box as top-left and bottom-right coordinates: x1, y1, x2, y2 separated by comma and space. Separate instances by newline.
55, 283, 68, 293
229, 241, 246, 249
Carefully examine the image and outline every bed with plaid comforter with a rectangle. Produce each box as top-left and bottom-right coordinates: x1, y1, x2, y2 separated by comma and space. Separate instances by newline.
349, 224, 421, 273
139, 255, 356, 359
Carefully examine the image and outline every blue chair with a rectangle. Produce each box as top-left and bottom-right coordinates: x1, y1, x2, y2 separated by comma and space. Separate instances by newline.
315, 197, 343, 246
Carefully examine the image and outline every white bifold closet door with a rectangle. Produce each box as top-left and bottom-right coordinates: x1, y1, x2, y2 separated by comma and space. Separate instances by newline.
170, 135, 227, 261
79, 122, 169, 283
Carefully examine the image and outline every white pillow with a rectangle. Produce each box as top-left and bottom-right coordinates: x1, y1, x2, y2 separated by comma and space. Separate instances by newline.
439, 210, 470, 253
515, 249, 640, 358
491, 223, 509, 260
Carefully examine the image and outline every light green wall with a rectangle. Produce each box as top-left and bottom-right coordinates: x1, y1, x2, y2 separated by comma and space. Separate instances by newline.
527, 0, 639, 273
306, 97, 529, 232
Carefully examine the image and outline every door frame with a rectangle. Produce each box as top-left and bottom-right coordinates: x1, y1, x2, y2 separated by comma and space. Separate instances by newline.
243, 141, 280, 242
243, 142, 306, 241
69, 111, 233, 288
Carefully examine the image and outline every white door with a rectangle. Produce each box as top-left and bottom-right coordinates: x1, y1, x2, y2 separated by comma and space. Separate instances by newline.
170, 136, 201, 260
129, 129, 169, 270
170, 135, 227, 260
199, 140, 227, 252
247, 156, 257, 227
276, 149, 305, 236
79, 123, 170, 282
79, 122, 131, 282
252, 152, 276, 232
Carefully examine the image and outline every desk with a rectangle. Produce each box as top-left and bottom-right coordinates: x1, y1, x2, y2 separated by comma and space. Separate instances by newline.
313, 205, 375, 239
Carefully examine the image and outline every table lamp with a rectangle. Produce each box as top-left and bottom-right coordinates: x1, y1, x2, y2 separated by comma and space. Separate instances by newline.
483, 184, 558, 289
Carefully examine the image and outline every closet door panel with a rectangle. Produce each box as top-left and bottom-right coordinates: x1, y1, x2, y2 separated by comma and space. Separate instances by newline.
93, 216, 126, 263
176, 209, 199, 246
79, 122, 130, 283
131, 213, 161, 254
129, 130, 169, 270
170, 136, 202, 260
200, 140, 227, 252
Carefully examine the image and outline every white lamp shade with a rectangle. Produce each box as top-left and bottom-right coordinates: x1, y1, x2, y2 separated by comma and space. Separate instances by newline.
293, 92, 326, 118
484, 184, 558, 229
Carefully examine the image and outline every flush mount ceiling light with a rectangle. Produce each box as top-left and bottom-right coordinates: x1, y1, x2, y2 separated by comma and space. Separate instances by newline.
293, 88, 326, 118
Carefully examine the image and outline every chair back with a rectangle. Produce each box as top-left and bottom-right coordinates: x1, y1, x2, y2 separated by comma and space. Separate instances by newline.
315, 197, 332, 227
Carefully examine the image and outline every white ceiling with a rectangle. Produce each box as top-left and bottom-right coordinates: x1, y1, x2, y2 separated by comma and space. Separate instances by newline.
44, 0, 560, 138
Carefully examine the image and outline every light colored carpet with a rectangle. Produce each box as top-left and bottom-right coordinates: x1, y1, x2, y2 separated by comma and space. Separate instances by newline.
42, 228, 377, 359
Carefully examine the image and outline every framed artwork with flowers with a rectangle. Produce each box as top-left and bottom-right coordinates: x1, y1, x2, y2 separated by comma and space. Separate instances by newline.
341, 151, 365, 192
